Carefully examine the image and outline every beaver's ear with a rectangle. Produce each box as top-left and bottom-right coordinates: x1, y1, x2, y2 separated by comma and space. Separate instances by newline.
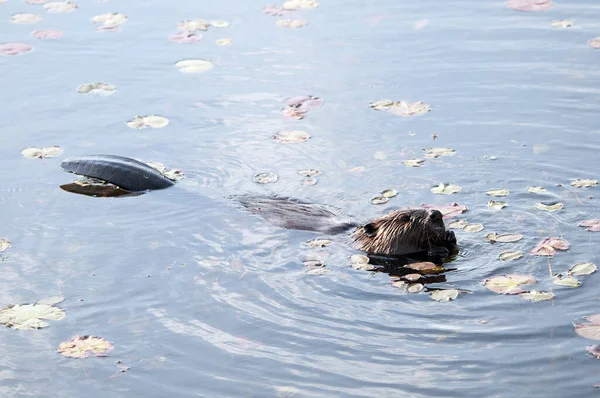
363, 223, 378, 237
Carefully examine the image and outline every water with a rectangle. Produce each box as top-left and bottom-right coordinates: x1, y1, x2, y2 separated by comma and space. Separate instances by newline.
1, 0, 600, 396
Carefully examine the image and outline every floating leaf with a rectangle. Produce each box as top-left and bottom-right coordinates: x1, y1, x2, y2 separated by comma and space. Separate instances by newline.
448, 220, 468, 229
407, 283, 424, 293
306, 239, 331, 248
553, 276, 580, 287
404, 274, 421, 282
169, 32, 202, 44
31, 29, 62, 39
571, 179, 597, 188
370, 196, 388, 205
488, 200, 507, 210
254, 172, 278, 184
263, 5, 294, 16
58, 336, 113, 358
431, 183, 462, 195
407, 262, 436, 271
392, 280, 408, 289
0, 43, 32, 56
535, 202, 564, 212
430, 289, 459, 302
302, 178, 317, 186
423, 147, 456, 157
92, 12, 127, 27
43, 1, 77, 13
0, 238, 10, 252
505, 0, 552, 12
21, 146, 62, 159
486, 233, 523, 243
175, 59, 214, 73
209, 20, 229, 28
587, 345, 600, 358
381, 189, 397, 198
297, 169, 321, 177
162, 169, 184, 182
487, 189, 509, 197
589, 38, 600, 49
216, 38, 232, 46
276, 19, 307, 28
10, 13, 41, 24
585, 315, 600, 324
272, 130, 310, 144
527, 186, 547, 194
530, 237, 570, 256
551, 20, 572, 27
307, 268, 328, 275
0, 303, 65, 330
126, 115, 169, 129
389, 101, 430, 116
519, 290, 555, 302
369, 99, 394, 110
579, 219, 600, 232
283, 0, 318, 9
484, 274, 536, 294
77, 82, 115, 95
576, 324, 600, 340
569, 262, 597, 276
177, 19, 209, 32
27, 0, 49, 3
350, 254, 369, 264
464, 224, 484, 233
303, 260, 324, 269
498, 251, 523, 261
402, 159, 424, 167
422, 203, 467, 218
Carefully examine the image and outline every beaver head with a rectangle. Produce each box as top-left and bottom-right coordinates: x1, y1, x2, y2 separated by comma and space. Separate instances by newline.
350, 208, 447, 257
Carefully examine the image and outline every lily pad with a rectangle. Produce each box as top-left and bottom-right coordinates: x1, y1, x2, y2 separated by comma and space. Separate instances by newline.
589, 38, 600, 49
448, 219, 469, 229
272, 130, 310, 144
77, 82, 115, 95
553, 276, 580, 287
58, 336, 113, 358
519, 290, 555, 302
487, 189, 510, 197
169, 32, 202, 44
43, 1, 77, 13
370, 100, 431, 117
484, 274, 536, 294
126, 115, 169, 129
21, 146, 62, 159
307, 268, 328, 275
579, 219, 600, 232
464, 224, 484, 233
302, 178, 317, 186
576, 324, 600, 340
92, 12, 127, 27
0, 238, 11, 252
216, 38, 232, 46
276, 19, 307, 28
488, 200, 507, 210
283, 0, 318, 9
571, 179, 597, 188
209, 20, 229, 28
422, 203, 467, 218
430, 289, 459, 302
530, 237, 570, 256
423, 147, 456, 157
0, 303, 65, 330
407, 262, 436, 271
370, 196, 388, 205
32, 29, 63, 39
569, 262, 597, 276
381, 189, 397, 198
402, 159, 425, 167
551, 20, 572, 28
498, 251, 523, 261
177, 19, 209, 32
175, 59, 214, 73
407, 283, 424, 293
306, 239, 331, 248
10, 13, 41, 24
527, 186, 547, 194
431, 183, 462, 195
535, 202, 564, 212
0, 43, 32, 56
263, 5, 294, 16
486, 233, 523, 243
297, 169, 321, 177
254, 172, 278, 184
404, 274, 421, 282
505, 0, 552, 12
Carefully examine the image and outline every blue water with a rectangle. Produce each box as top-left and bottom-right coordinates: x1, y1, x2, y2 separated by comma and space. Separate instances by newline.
1, 0, 600, 396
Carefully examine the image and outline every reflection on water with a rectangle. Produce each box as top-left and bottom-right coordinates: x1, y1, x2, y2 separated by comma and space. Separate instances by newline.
2, 0, 600, 396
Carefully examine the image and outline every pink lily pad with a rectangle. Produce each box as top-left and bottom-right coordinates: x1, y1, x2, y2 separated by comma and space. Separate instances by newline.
530, 237, 570, 256
32, 29, 62, 39
505, 0, 552, 11
281, 95, 323, 120
263, 4, 294, 16
484, 274, 536, 295
579, 219, 600, 232
421, 203, 468, 219
168, 32, 202, 44
0, 43, 33, 56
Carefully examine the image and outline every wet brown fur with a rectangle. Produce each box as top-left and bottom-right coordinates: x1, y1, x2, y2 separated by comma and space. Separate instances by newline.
350, 208, 446, 256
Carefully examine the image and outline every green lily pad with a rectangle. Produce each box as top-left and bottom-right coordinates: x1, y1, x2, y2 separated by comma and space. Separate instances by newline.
126, 115, 169, 129
464, 224, 484, 233
402, 159, 425, 167
0, 237, 10, 252
553, 276, 580, 287
486, 233, 523, 243
498, 251, 523, 261
448, 220, 469, 229
535, 202, 564, 212
484, 274, 536, 294
571, 179, 597, 188
381, 189, 397, 198
487, 189, 510, 197
431, 183, 462, 195
519, 290, 555, 302
487, 200, 507, 210
527, 186, 547, 194
569, 262, 597, 276
370, 196, 389, 205
0, 303, 65, 330
58, 335, 113, 358
430, 289, 459, 302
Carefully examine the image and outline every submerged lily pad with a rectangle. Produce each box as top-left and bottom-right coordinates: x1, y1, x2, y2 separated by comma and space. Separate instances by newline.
530, 237, 570, 256
402, 159, 425, 167
276, 19, 307, 28
571, 179, 598, 188
77, 82, 115, 95
576, 324, 600, 340
535, 202, 564, 212
487, 189, 510, 197
505, 0, 552, 12
431, 183, 462, 195
32, 29, 63, 39
254, 172, 278, 184
0, 238, 10, 252
430, 289, 459, 302
10, 13, 41, 24
175, 59, 214, 73
527, 186, 547, 194
498, 251, 523, 261
126, 115, 169, 129
568, 262, 597, 276
484, 274, 536, 294
302, 178, 317, 186
21, 146, 62, 159
272, 130, 310, 144
488, 200, 507, 210
0, 43, 33, 56
0, 303, 65, 330
263, 5, 294, 16
486, 233, 523, 243
169, 32, 202, 44
519, 290, 555, 302
579, 219, 600, 232
58, 336, 113, 358
43, 1, 77, 13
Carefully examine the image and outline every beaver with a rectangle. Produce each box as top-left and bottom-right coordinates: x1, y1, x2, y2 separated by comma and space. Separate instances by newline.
59, 155, 458, 258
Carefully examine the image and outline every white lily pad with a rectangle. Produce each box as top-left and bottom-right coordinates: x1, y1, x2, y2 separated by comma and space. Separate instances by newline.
423, 147, 456, 157
571, 179, 597, 188
283, 0, 319, 9
519, 290, 555, 302
535, 202, 564, 212
381, 189, 397, 198
487, 189, 510, 197
272, 130, 310, 144
484, 274, 536, 295
209, 20, 229, 28
589, 38, 600, 49
43, 1, 77, 13
10, 13, 41, 24
77, 82, 115, 95
448, 220, 469, 229
307, 268, 328, 275
402, 159, 425, 167
254, 172, 278, 184
498, 251, 523, 261
486, 233, 523, 243
175, 59, 214, 73
306, 239, 331, 248
464, 224, 484, 233
0, 303, 65, 330
527, 186, 547, 194
276, 19, 307, 28
178, 20, 209, 32
92, 13, 127, 26
21, 146, 62, 159
431, 183, 462, 195
488, 200, 507, 210
553, 276, 580, 287
370, 196, 388, 205
58, 335, 113, 358
0, 238, 11, 252
430, 289, 459, 302
298, 169, 321, 177
551, 20, 572, 28
126, 115, 169, 129
216, 38, 232, 46
407, 283, 424, 293
569, 262, 597, 276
